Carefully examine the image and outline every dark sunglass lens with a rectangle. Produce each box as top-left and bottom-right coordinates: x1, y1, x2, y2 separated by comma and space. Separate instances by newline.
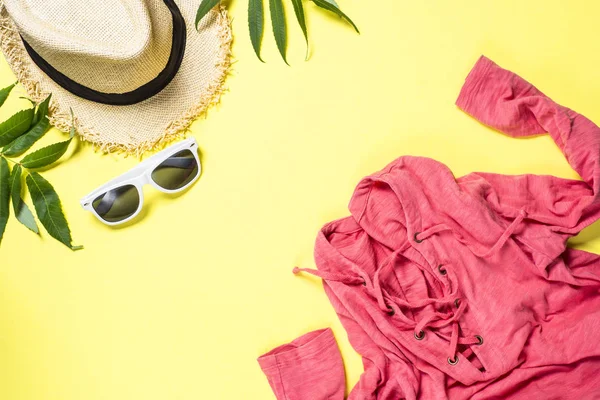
151, 149, 199, 190
92, 184, 140, 223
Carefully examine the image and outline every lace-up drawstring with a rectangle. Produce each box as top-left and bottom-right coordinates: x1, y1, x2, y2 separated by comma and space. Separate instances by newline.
413, 224, 450, 243
293, 210, 525, 366
415, 209, 527, 258
294, 264, 480, 364
372, 259, 461, 309
410, 210, 525, 362
292, 267, 366, 286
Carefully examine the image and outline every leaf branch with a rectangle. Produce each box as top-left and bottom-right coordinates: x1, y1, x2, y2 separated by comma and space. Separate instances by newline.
0, 86, 81, 250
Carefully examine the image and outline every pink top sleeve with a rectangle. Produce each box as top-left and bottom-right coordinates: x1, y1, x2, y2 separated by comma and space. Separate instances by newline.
257, 328, 346, 400
456, 56, 600, 239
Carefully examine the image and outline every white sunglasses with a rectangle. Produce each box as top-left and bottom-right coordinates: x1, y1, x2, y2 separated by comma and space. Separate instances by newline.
81, 138, 201, 225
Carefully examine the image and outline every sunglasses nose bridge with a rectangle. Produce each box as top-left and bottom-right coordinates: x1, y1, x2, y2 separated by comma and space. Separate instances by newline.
137, 172, 152, 187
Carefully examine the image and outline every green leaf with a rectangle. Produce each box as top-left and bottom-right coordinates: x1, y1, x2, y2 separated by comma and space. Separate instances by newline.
68, 108, 76, 139
26, 172, 81, 250
20, 108, 75, 169
20, 137, 72, 169
0, 157, 9, 244
269, 0, 288, 64
195, 0, 220, 30
0, 108, 34, 147
32, 94, 51, 125
248, 0, 265, 62
0, 83, 15, 108
312, 0, 359, 33
9, 164, 38, 233
3, 115, 50, 157
4, 95, 52, 156
291, 0, 309, 60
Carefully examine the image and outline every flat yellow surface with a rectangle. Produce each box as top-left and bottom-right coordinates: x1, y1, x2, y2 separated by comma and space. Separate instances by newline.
1, 1, 600, 399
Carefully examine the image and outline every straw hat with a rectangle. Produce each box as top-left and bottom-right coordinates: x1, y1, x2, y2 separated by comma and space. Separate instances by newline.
0, 0, 232, 155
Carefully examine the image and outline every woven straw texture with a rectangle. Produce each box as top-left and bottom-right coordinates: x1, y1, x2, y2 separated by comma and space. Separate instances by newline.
0, 0, 232, 155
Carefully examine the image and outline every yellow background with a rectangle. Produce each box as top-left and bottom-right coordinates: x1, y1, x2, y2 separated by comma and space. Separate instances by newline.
2, 0, 600, 398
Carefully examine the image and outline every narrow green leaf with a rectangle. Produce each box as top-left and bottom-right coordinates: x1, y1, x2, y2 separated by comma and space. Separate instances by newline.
5, 95, 52, 156
26, 172, 81, 250
248, 0, 265, 62
3, 117, 50, 157
0, 157, 9, 244
32, 94, 51, 125
269, 0, 288, 64
0, 108, 34, 147
195, 0, 220, 30
312, 0, 359, 33
0, 83, 15, 108
20, 109, 75, 169
291, 0, 309, 60
9, 164, 38, 233
20, 137, 72, 169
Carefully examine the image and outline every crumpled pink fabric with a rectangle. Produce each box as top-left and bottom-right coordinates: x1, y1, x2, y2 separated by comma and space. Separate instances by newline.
258, 56, 600, 399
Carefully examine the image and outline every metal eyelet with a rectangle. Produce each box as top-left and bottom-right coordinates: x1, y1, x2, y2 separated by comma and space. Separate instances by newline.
386, 306, 395, 316
454, 299, 460, 308
438, 265, 447, 275
475, 335, 484, 345
414, 330, 425, 340
447, 355, 459, 365
414, 232, 423, 243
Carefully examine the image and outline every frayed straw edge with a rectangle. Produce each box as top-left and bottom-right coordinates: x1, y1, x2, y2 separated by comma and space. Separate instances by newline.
0, 4, 233, 157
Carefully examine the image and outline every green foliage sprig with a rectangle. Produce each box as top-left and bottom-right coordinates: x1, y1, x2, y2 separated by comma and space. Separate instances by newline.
0, 83, 81, 250
195, 0, 359, 64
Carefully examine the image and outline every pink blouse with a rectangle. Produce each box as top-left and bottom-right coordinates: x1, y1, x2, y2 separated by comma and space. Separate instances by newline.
259, 56, 600, 399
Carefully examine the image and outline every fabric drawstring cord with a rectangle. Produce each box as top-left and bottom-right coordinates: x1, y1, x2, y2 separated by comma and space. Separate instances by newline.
292, 267, 366, 285
294, 210, 526, 362
294, 264, 475, 361
417, 209, 527, 258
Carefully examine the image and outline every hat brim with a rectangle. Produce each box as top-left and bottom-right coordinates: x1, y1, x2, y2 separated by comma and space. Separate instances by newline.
0, 1, 232, 155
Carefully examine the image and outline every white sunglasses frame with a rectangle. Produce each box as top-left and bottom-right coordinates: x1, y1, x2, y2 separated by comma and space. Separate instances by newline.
80, 138, 201, 226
